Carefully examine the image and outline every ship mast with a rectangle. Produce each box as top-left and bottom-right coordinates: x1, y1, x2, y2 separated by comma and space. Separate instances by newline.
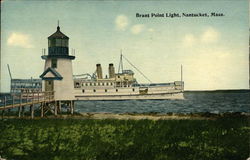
118, 50, 124, 73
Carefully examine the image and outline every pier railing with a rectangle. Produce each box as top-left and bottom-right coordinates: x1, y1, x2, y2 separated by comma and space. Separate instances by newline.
0, 91, 54, 110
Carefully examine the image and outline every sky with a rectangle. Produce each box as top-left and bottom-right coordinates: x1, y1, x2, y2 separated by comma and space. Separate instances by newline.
0, 0, 249, 92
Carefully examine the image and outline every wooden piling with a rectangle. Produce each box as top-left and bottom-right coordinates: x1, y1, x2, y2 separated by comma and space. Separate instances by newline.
30, 105, 34, 119
12, 95, 14, 108
58, 101, 61, 113
18, 107, 21, 118
41, 102, 44, 117
21, 106, 25, 117
32, 92, 34, 105
2, 96, 6, 118
70, 100, 74, 115
54, 101, 58, 116
0, 91, 57, 118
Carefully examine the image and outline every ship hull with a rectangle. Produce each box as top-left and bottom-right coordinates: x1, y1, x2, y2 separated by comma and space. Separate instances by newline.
75, 92, 184, 100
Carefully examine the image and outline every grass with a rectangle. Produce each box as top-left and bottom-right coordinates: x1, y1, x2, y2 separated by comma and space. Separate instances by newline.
0, 116, 249, 160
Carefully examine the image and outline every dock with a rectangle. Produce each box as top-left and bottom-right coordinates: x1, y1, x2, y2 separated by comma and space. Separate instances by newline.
0, 91, 74, 119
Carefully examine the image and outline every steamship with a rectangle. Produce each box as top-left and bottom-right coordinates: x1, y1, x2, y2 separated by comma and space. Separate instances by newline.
73, 55, 184, 100
10, 25, 184, 101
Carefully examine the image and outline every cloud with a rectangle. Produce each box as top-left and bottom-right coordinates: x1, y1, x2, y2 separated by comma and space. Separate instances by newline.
201, 27, 220, 43
131, 24, 145, 34
7, 32, 33, 48
182, 34, 196, 47
182, 27, 220, 47
115, 15, 129, 31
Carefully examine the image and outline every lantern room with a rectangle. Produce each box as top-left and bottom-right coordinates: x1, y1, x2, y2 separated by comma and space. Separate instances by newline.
48, 26, 69, 56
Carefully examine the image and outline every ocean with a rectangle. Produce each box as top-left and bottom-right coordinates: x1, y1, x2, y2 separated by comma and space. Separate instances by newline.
0, 90, 249, 114
74, 90, 250, 113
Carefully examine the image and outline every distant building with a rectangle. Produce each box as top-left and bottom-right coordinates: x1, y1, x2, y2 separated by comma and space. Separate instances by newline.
10, 79, 42, 93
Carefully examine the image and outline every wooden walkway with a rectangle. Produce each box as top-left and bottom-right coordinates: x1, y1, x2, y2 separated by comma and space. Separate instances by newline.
0, 91, 54, 110
0, 91, 55, 118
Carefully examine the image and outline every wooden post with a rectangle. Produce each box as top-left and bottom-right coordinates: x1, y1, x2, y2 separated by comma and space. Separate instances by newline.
4, 96, 6, 108
30, 105, 34, 119
1, 97, 6, 119
12, 95, 14, 108
32, 92, 34, 105
54, 101, 58, 116
41, 102, 44, 117
18, 107, 21, 118
58, 101, 61, 113
3, 96, 6, 117
70, 100, 74, 115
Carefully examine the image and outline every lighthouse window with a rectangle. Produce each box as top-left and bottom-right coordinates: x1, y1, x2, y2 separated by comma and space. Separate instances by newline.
105, 89, 107, 92
51, 59, 57, 68
49, 39, 56, 47
82, 89, 85, 93
116, 89, 118, 92
62, 39, 68, 47
132, 88, 135, 92
93, 89, 96, 92
56, 39, 62, 46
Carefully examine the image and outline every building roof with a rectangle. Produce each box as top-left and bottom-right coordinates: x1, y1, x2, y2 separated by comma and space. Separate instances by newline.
48, 26, 69, 39
40, 67, 63, 80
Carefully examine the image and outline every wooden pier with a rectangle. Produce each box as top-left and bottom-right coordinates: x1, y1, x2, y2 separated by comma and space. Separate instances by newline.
0, 91, 75, 119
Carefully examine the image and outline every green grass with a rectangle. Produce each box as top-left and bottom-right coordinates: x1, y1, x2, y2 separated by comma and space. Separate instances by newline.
0, 117, 249, 160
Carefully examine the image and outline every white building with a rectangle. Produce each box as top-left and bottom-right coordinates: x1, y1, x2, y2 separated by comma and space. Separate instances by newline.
40, 25, 75, 101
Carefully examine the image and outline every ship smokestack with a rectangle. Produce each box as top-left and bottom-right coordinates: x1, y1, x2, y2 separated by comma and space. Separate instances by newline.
96, 64, 103, 79
109, 63, 115, 78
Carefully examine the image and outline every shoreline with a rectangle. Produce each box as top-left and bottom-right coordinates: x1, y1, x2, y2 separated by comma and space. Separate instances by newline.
1, 112, 249, 120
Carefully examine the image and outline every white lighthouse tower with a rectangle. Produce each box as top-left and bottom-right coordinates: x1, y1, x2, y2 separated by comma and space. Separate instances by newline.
40, 24, 75, 101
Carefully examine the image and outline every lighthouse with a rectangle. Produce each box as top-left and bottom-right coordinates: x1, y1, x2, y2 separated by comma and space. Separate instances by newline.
40, 24, 75, 101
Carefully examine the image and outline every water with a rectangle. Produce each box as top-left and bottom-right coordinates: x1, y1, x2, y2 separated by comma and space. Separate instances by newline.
75, 91, 250, 113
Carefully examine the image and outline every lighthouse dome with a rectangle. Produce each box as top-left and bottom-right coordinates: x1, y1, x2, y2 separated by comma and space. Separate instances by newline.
48, 26, 69, 39
47, 26, 70, 57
